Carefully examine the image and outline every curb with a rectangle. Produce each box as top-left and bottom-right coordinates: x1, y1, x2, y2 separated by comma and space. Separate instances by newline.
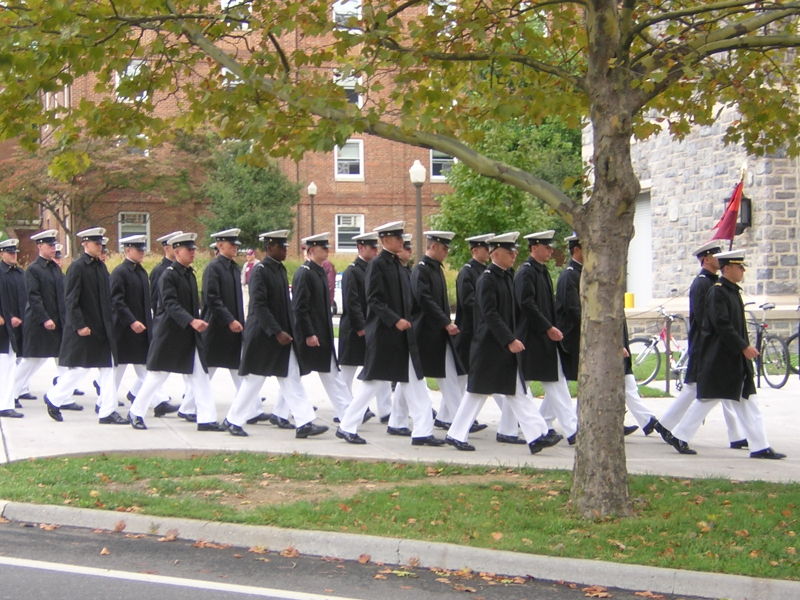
2, 500, 798, 600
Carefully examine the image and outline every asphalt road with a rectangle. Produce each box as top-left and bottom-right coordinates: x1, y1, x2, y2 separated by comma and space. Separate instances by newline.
0, 521, 712, 600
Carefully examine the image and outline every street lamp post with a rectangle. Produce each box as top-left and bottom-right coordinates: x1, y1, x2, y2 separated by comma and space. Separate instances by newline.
307, 181, 317, 235
408, 160, 426, 260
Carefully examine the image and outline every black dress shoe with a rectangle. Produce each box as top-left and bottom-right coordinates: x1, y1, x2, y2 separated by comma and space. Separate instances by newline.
44, 396, 63, 422
14, 398, 22, 408
0, 409, 24, 418
655, 421, 675, 445
433, 419, 451, 430
126, 391, 136, 403
61, 402, 84, 411
17, 392, 37, 400
670, 437, 697, 455
540, 430, 564, 448
271, 415, 294, 429
92, 380, 101, 395
296, 422, 329, 438
387, 426, 411, 436
246, 412, 272, 425
177, 411, 197, 422
336, 427, 367, 444
496, 433, 527, 445
333, 417, 340, 423
445, 436, 475, 451
528, 435, 551, 454
73, 389, 86, 396
642, 416, 658, 436
362, 409, 375, 424
469, 421, 488, 433
128, 413, 147, 430
153, 401, 180, 417
380, 414, 390, 424
223, 419, 249, 437
197, 422, 226, 432
567, 432, 577, 445
624, 425, 639, 436
411, 435, 445, 446
99, 411, 128, 425
750, 447, 786, 459
730, 439, 748, 449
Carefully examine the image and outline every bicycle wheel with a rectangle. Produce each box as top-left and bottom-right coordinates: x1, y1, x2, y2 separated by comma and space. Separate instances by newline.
787, 332, 799, 375
761, 335, 789, 389
629, 337, 661, 386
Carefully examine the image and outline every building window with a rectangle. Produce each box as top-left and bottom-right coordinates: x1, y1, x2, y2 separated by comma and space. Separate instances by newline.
332, 0, 361, 30
220, 66, 243, 89
334, 139, 364, 181
118, 212, 150, 252
115, 60, 148, 103
220, 0, 251, 30
430, 150, 455, 181
334, 72, 363, 108
336, 214, 365, 252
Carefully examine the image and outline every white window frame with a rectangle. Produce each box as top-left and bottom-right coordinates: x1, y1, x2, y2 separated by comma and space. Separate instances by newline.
334, 139, 364, 182
115, 59, 148, 103
118, 211, 150, 252
219, 0, 251, 30
335, 214, 365, 252
430, 149, 455, 181
220, 66, 243, 88
334, 72, 363, 108
332, 0, 362, 30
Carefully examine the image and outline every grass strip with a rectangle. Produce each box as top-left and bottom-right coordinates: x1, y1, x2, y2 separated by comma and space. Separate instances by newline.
1, 452, 797, 580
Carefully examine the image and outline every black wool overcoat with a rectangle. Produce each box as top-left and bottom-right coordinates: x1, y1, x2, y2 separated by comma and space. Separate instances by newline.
555, 259, 582, 381
453, 259, 486, 373
684, 268, 717, 384
0, 262, 27, 354
514, 258, 559, 382
338, 257, 368, 366
292, 260, 337, 375
21, 257, 65, 358
110, 259, 152, 365
201, 255, 244, 369
149, 257, 172, 316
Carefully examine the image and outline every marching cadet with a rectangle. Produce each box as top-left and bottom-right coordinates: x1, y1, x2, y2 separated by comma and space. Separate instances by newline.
127, 232, 223, 431
337, 222, 443, 446
43, 227, 123, 424
150, 231, 183, 314
292, 233, 352, 421
338, 232, 392, 421
0, 239, 24, 417
655, 240, 746, 452
514, 230, 578, 445
224, 230, 328, 438
446, 232, 558, 453
202, 229, 245, 392
12, 230, 66, 404
669, 250, 785, 459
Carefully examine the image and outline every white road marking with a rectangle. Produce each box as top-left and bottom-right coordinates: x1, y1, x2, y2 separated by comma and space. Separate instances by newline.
0, 555, 365, 600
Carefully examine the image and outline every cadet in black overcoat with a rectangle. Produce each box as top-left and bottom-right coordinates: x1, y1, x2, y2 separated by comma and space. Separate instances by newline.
338, 252, 371, 368
446, 232, 554, 453
513, 230, 577, 441
337, 222, 441, 446
453, 234, 492, 372
110, 239, 152, 366
224, 230, 327, 439
43, 228, 123, 424
0, 242, 27, 355
149, 231, 182, 315
671, 250, 784, 459
201, 229, 244, 375
554, 237, 582, 381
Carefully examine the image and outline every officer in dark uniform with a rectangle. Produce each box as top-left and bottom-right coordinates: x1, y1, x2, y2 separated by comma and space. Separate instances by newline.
150, 231, 183, 315
670, 250, 785, 459
454, 233, 493, 372
337, 221, 443, 446
224, 230, 328, 438
656, 239, 745, 451
0, 239, 24, 417
44, 227, 122, 424
202, 229, 245, 391
555, 234, 582, 381
13, 230, 65, 403
515, 230, 578, 444
446, 232, 558, 453
128, 232, 222, 431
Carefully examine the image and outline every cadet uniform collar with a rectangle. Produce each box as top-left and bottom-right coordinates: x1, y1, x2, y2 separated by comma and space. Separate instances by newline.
422, 255, 442, 268
719, 276, 742, 292
699, 268, 718, 280
172, 261, 194, 274
81, 252, 101, 264
306, 259, 325, 273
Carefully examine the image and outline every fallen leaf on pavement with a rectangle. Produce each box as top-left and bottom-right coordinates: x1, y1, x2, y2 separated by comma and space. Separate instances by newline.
114, 520, 126, 533
582, 585, 612, 598
453, 584, 477, 592
99, 547, 110, 555
280, 546, 300, 558
357, 554, 370, 564
158, 529, 178, 542
38, 523, 60, 531
193, 540, 231, 549
249, 546, 268, 554
634, 592, 665, 598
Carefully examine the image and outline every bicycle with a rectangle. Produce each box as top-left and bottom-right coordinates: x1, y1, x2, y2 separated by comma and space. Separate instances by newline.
629, 307, 689, 390
783, 304, 799, 378
745, 302, 790, 389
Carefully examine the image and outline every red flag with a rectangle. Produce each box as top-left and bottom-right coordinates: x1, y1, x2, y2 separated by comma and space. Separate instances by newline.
711, 178, 743, 245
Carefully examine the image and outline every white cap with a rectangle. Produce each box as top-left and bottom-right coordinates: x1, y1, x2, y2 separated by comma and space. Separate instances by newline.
524, 230, 556, 245
120, 234, 148, 248
31, 229, 58, 244
402, 233, 412, 243
301, 232, 330, 248
487, 231, 520, 251
374, 221, 405, 237
423, 231, 455, 246
465, 233, 495, 247
259, 230, 290, 246
101, 237, 109, 247
353, 232, 379, 245
693, 239, 728, 257
564, 233, 579, 242
77, 227, 106, 242
714, 249, 747, 266
157, 231, 183, 245
168, 232, 198, 249
210, 228, 241, 245
0, 238, 19, 252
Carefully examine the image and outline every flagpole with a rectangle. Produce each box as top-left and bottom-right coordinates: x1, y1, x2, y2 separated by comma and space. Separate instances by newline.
731, 168, 746, 251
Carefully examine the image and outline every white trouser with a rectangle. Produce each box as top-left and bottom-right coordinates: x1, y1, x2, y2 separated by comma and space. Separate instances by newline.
178, 377, 195, 414
658, 382, 745, 442
208, 367, 243, 392
341, 356, 433, 437
272, 394, 290, 420
671, 396, 769, 452
227, 350, 314, 428
496, 397, 520, 437
341, 365, 393, 418
48, 363, 117, 418
387, 383, 410, 429
434, 347, 464, 423
0, 349, 17, 410
534, 355, 578, 437
448, 379, 548, 443
624, 374, 656, 428
131, 350, 216, 424
315, 356, 352, 420
13, 357, 63, 398
115, 364, 147, 397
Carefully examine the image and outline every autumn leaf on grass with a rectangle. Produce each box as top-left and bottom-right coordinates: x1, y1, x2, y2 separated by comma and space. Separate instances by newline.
634, 592, 665, 599
582, 585, 612, 598
696, 521, 712, 533
338, 503, 352, 512
607, 539, 626, 551
357, 554, 371, 564
280, 546, 300, 558
490, 532, 503, 541
734, 529, 749, 538
158, 529, 179, 542
99, 547, 110, 556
